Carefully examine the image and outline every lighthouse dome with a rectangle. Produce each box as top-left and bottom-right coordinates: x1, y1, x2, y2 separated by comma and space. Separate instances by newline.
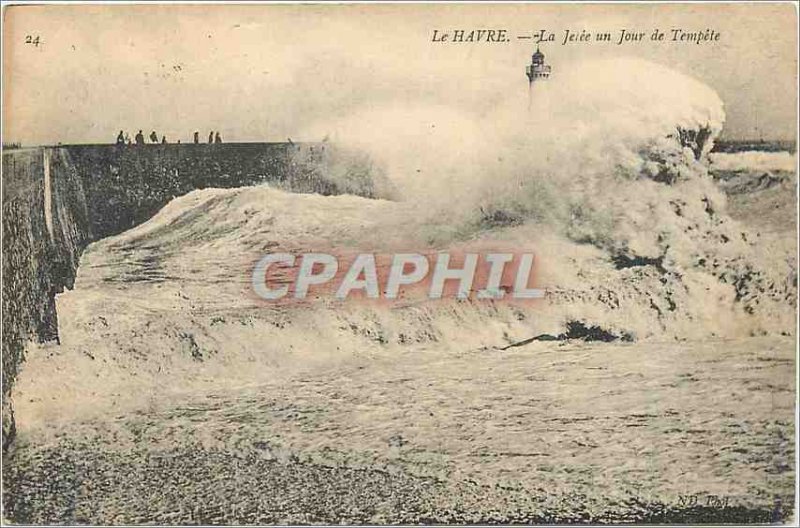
532, 47, 545, 65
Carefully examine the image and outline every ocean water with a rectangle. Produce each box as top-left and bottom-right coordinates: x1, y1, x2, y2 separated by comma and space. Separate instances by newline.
4, 57, 796, 524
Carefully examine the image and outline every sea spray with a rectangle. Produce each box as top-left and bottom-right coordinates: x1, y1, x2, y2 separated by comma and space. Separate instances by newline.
289, 57, 792, 339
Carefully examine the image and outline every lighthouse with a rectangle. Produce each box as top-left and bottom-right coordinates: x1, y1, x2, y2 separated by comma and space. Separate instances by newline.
526, 46, 551, 85
525, 46, 551, 110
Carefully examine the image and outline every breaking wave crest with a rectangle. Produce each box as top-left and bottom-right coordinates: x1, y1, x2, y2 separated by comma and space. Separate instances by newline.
288, 58, 793, 340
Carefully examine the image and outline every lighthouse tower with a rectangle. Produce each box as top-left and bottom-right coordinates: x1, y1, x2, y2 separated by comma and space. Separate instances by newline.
526, 46, 551, 85
525, 47, 551, 110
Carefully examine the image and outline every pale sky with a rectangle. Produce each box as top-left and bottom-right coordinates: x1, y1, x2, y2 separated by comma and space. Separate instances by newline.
3, 3, 797, 145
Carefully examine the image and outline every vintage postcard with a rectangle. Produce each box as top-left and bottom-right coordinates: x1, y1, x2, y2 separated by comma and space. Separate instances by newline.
1, 2, 798, 525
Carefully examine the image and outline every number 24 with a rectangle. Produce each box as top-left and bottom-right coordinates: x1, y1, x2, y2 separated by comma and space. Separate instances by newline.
25, 35, 41, 46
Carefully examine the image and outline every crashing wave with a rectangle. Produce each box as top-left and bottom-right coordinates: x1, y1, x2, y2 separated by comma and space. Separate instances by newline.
38, 57, 796, 392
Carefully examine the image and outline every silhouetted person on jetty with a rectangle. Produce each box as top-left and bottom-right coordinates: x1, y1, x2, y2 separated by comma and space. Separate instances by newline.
116, 130, 125, 145
214, 131, 222, 144
125, 132, 131, 145
150, 131, 159, 143
208, 131, 214, 144
135, 130, 145, 145
193, 131, 199, 144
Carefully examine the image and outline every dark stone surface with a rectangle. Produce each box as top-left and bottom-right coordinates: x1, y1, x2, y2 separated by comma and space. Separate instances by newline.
2, 148, 90, 451
3, 441, 788, 525
68, 143, 336, 239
